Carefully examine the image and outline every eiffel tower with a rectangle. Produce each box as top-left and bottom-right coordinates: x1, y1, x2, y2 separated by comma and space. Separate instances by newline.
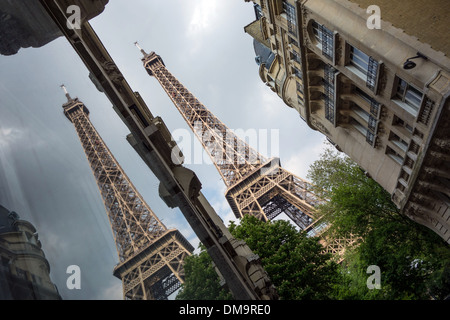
61, 85, 194, 299
135, 44, 324, 233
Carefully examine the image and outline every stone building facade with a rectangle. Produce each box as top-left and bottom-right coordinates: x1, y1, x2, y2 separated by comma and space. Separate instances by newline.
244, 0, 450, 243
0, 205, 61, 299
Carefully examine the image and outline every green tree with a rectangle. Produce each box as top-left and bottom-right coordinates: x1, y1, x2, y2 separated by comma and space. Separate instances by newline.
308, 144, 402, 238
229, 215, 340, 300
176, 245, 233, 300
308, 143, 450, 300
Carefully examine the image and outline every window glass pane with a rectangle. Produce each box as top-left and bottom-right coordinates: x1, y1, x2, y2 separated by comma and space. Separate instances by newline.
390, 133, 408, 151
323, 65, 336, 124
398, 78, 407, 91
395, 77, 423, 114
405, 90, 422, 109
321, 25, 334, 59
368, 115, 378, 132
311, 21, 334, 60
387, 146, 404, 165
366, 57, 378, 90
407, 85, 423, 99
356, 87, 370, 102
16, 267, 27, 279
254, 3, 263, 20
393, 140, 408, 152
352, 105, 370, 122
396, 80, 406, 99
312, 22, 321, 43
389, 153, 404, 165
352, 47, 369, 61
366, 131, 375, 145
350, 118, 367, 135
351, 53, 369, 71
296, 81, 304, 94
289, 37, 298, 47
406, 124, 413, 133
283, 1, 297, 36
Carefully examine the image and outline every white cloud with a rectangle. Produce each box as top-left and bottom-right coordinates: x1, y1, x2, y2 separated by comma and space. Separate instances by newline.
184, 0, 231, 56
283, 139, 327, 179
0, 127, 22, 148
186, 0, 221, 37
42, 231, 72, 257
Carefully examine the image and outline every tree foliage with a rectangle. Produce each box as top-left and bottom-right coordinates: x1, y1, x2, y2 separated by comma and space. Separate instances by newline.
308, 143, 450, 299
229, 215, 340, 300
308, 144, 402, 238
176, 143, 449, 300
176, 244, 233, 300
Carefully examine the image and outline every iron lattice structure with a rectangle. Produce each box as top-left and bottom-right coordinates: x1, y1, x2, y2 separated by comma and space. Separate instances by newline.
137, 48, 323, 232
61, 87, 194, 300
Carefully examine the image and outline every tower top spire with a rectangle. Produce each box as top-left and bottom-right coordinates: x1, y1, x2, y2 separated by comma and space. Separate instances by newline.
134, 41, 148, 56
60, 84, 72, 101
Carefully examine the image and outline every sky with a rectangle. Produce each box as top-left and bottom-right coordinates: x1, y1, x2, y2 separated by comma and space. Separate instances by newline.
0, 0, 326, 300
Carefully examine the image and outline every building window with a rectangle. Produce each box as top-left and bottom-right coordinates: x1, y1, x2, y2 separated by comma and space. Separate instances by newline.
393, 115, 413, 134
312, 21, 321, 44
394, 77, 424, 117
370, 99, 381, 119
16, 267, 27, 280
368, 115, 378, 133
366, 57, 379, 91
400, 171, 410, 183
350, 118, 366, 136
267, 74, 276, 90
296, 81, 304, 94
291, 51, 301, 63
257, 49, 276, 70
323, 64, 336, 124
298, 96, 305, 107
288, 36, 299, 47
348, 45, 379, 91
283, 1, 297, 36
254, 3, 263, 20
351, 104, 370, 122
413, 129, 424, 140
386, 146, 404, 165
355, 87, 381, 118
297, 80, 305, 106
351, 105, 377, 147
311, 21, 334, 61
349, 46, 369, 76
366, 130, 376, 146
390, 132, 409, 152
293, 66, 302, 80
